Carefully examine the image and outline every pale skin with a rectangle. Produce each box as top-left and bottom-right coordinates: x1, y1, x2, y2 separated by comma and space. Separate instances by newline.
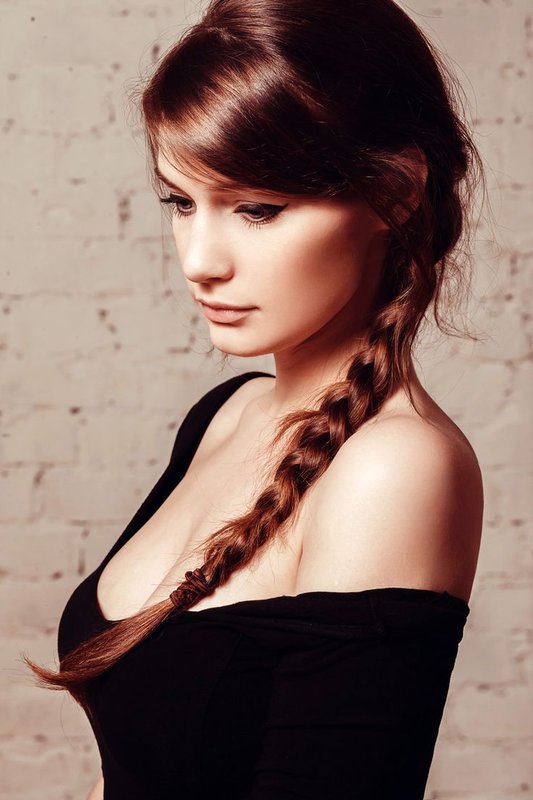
87, 152, 483, 797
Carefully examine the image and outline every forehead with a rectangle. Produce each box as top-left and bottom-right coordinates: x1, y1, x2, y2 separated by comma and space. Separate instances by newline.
155, 152, 297, 201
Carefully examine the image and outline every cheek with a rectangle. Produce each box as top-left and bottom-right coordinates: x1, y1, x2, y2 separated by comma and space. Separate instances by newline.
266, 220, 365, 312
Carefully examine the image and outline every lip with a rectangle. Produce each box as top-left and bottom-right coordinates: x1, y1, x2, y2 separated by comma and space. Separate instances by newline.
198, 299, 254, 311
197, 300, 255, 323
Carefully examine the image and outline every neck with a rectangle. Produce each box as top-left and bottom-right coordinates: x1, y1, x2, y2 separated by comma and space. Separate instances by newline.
256, 348, 425, 422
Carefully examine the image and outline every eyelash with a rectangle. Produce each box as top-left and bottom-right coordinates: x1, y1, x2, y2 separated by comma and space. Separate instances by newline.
158, 193, 286, 229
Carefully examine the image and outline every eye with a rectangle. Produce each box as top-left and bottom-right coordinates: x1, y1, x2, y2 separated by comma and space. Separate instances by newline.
159, 193, 193, 219
238, 203, 287, 228
158, 194, 287, 228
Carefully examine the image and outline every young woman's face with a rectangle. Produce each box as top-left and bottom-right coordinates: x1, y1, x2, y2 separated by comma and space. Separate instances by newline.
156, 153, 388, 359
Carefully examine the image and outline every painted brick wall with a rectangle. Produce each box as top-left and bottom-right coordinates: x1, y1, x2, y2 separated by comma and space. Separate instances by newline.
1, 1, 531, 798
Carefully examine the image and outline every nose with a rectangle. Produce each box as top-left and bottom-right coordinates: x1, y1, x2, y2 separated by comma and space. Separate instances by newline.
176, 213, 234, 284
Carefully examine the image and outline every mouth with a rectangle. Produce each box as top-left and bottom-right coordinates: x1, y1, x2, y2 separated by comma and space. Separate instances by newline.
198, 301, 256, 323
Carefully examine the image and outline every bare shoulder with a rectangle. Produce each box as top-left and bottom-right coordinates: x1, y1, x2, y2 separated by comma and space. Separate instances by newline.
295, 410, 484, 604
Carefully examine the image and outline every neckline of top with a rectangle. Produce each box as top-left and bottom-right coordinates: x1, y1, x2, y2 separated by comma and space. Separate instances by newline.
179, 587, 470, 615
95, 586, 469, 626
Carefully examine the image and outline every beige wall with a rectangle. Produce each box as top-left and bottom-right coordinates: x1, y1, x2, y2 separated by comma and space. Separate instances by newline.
1, 1, 531, 797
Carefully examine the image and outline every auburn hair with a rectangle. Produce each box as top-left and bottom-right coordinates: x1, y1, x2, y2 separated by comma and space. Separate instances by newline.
27, 0, 483, 709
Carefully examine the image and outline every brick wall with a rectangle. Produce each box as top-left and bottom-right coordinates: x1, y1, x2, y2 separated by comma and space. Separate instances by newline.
1, 1, 531, 797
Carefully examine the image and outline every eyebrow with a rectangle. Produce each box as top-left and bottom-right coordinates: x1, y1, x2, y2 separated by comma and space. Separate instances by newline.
154, 165, 188, 192
154, 164, 240, 196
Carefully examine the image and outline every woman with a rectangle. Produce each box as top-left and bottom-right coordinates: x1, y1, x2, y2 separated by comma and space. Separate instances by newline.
28, 0, 485, 798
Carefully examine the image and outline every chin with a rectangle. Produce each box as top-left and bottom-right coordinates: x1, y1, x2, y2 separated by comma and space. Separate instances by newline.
213, 343, 273, 358
206, 331, 272, 359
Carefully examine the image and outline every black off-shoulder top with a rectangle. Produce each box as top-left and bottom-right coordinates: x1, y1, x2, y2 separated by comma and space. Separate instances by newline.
57, 370, 470, 800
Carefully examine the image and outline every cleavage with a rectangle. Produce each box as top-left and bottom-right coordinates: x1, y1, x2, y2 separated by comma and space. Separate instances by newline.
96, 423, 304, 620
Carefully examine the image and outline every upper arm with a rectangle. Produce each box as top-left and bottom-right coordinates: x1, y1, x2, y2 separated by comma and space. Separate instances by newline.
295, 416, 483, 603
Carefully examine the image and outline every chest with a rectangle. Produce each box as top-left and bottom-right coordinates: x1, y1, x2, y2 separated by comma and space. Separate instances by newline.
96, 415, 317, 620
